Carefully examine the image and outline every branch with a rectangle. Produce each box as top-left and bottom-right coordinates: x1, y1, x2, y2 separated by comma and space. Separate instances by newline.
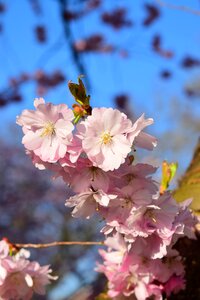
15, 241, 104, 249
59, 0, 90, 88
156, 0, 200, 16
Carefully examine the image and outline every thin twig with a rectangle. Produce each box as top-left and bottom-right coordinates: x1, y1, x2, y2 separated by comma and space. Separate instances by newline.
15, 241, 104, 249
59, 0, 90, 88
156, 0, 200, 16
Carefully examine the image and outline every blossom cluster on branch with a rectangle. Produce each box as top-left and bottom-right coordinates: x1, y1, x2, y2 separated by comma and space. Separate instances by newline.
13, 78, 197, 300
0, 239, 57, 299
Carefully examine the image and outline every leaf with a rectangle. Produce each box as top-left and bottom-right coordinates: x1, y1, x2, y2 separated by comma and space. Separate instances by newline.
68, 76, 90, 106
173, 140, 200, 214
160, 161, 178, 194
68, 76, 92, 122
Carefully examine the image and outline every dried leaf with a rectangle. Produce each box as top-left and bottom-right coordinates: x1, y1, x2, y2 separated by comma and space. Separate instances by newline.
181, 56, 200, 68
143, 4, 160, 26
101, 8, 132, 30
152, 35, 174, 58
74, 34, 113, 53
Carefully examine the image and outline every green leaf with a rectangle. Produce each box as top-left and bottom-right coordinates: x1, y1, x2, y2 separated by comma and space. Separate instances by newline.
68, 76, 90, 106
160, 160, 178, 194
173, 140, 200, 215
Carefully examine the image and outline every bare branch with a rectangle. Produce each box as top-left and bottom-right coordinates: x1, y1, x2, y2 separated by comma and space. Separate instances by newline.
156, 0, 200, 16
15, 241, 104, 249
59, 0, 90, 88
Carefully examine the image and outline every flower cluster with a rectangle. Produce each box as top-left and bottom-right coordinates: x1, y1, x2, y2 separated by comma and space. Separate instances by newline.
16, 87, 196, 300
97, 234, 186, 300
0, 239, 57, 299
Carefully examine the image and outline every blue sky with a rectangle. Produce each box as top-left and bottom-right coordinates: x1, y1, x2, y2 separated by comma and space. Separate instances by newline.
1, 0, 199, 169
1, 0, 200, 115
0, 1, 200, 298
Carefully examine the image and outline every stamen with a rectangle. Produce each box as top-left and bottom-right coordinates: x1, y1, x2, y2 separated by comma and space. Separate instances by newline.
145, 209, 157, 223
101, 131, 112, 145
41, 122, 55, 137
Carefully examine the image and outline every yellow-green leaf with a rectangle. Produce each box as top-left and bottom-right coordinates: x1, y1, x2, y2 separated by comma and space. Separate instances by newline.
173, 140, 200, 215
160, 160, 178, 194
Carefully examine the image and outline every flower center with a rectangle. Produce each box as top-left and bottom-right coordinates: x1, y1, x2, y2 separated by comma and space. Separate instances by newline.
145, 209, 157, 223
10, 273, 22, 285
125, 197, 133, 208
41, 122, 55, 137
101, 131, 112, 145
126, 174, 135, 183
126, 274, 137, 291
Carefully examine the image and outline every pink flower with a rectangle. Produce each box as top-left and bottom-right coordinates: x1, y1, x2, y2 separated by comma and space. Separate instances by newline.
101, 182, 157, 238
116, 162, 157, 181
100, 175, 159, 238
97, 239, 152, 299
66, 189, 117, 219
0, 240, 9, 259
100, 233, 128, 264
0, 258, 56, 299
26, 261, 57, 295
122, 165, 157, 191
0, 258, 32, 299
61, 134, 83, 164
0, 239, 57, 300
127, 114, 157, 150
97, 234, 185, 300
123, 192, 179, 241
77, 108, 133, 171
173, 198, 197, 241
68, 163, 110, 193
164, 275, 185, 296
146, 284, 163, 300
16, 98, 74, 162
130, 234, 169, 259
26, 150, 62, 171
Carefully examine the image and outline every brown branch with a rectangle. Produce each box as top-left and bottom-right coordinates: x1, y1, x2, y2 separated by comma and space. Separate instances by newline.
15, 241, 104, 249
156, 0, 200, 16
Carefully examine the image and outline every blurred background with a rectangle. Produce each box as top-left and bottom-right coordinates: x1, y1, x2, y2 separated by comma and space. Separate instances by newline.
0, 0, 200, 299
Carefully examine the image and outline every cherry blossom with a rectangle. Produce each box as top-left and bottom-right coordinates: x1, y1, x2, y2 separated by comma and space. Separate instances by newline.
127, 113, 157, 150
16, 98, 74, 162
0, 240, 57, 300
16, 90, 197, 300
77, 107, 133, 171
66, 188, 117, 219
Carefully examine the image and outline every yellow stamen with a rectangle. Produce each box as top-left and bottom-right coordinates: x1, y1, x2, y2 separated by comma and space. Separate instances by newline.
41, 122, 55, 137
125, 197, 133, 208
101, 131, 112, 145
